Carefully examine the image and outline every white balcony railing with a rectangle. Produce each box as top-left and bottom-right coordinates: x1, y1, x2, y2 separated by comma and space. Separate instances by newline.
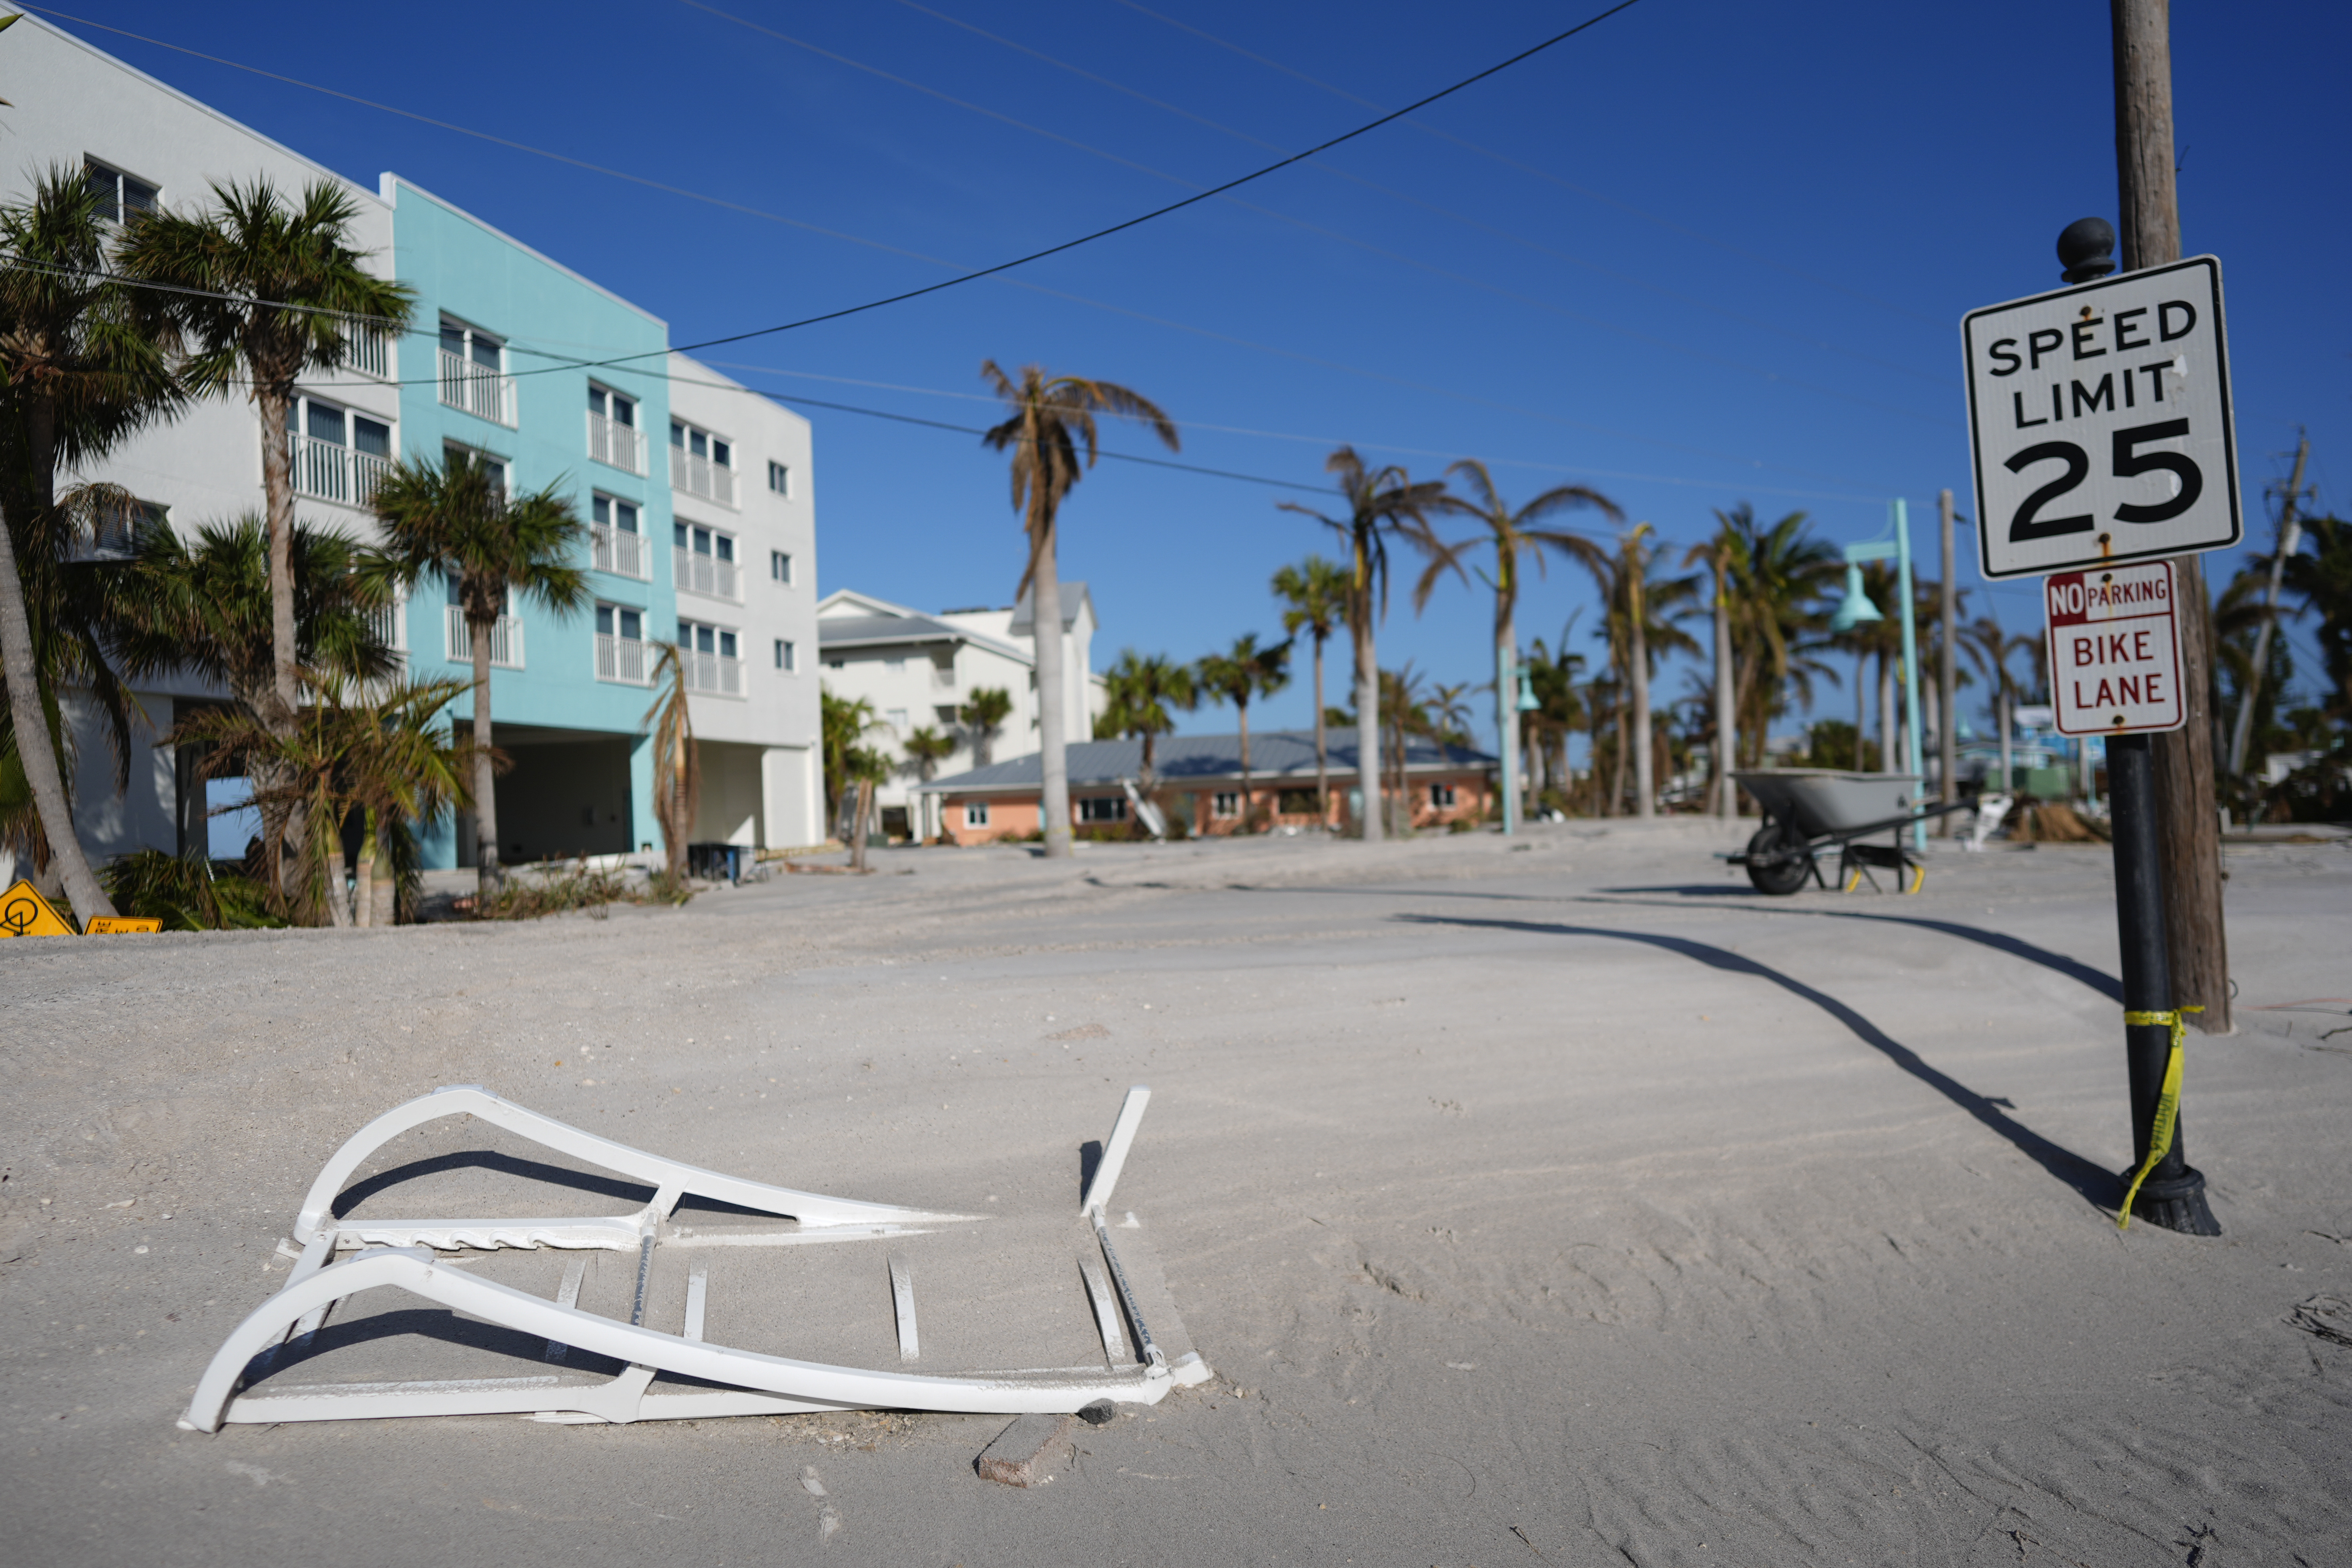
591, 525, 650, 580
673, 547, 740, 602
680, 648, 743, 697
595, 633, 650, 685
587, 411, 647, 476
290, 433, 389, 508
445, 605, 524, 669
437, 349, 516, 426
342, 325, 392, 379
671, 449, 736, 507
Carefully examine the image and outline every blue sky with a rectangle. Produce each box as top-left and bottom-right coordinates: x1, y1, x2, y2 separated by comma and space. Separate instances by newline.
25, 0, 2349, 741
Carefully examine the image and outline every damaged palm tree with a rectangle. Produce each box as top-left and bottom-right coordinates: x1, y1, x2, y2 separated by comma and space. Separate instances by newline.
644, 642, 699, 891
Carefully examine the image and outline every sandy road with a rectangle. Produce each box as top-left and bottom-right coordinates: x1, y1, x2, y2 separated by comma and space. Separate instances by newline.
4, 819, 2348, 1566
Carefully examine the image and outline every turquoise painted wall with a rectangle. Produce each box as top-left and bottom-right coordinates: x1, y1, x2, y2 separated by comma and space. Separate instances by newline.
388, 179, 675, 866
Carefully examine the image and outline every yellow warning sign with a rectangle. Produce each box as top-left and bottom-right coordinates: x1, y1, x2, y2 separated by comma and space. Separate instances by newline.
84, 916, 161, 934
0, 879, 77, 937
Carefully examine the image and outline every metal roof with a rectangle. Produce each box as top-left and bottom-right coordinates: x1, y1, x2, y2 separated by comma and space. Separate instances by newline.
916, 730, 1494, 792
815, 613, 966, 649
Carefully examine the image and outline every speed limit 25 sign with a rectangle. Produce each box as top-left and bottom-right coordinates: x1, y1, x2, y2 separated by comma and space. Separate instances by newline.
1963, 256, 2240, 579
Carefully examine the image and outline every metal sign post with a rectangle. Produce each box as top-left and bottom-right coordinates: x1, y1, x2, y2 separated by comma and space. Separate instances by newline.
1961, 222, 2226, 1235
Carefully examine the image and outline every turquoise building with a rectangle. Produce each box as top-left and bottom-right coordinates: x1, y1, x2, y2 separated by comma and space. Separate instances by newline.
385, 178, 676, 867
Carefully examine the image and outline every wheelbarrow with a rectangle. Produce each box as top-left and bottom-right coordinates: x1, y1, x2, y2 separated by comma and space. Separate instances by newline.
1727, 770, 1974, 895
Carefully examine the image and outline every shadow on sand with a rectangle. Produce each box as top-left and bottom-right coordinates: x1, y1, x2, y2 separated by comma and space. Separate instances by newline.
1393, 910, 2121, 1209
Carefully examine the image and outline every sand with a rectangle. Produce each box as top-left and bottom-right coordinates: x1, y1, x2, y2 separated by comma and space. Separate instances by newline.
3, 819, 2348, 1566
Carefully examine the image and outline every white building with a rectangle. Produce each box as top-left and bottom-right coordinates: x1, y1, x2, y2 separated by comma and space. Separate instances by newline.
664, 353, 823, 850
816, 586, 1106, 839
4, 17, 403, 862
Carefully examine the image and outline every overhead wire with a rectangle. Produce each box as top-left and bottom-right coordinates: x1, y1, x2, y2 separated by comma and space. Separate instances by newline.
682, 0, 1956, 426
1106, 0, 1949, 330
886, 0, 1955, 389
28, 4, 1921, 487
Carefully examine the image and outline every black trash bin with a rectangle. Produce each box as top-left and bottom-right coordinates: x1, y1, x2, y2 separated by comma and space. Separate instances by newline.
686, 842, 746, 883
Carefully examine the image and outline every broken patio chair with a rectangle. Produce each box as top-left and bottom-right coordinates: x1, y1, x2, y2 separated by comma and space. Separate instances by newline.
181, 1083, 1209, 1431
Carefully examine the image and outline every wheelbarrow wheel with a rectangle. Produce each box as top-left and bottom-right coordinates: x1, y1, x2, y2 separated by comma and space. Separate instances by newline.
1743, 821, 1814, 896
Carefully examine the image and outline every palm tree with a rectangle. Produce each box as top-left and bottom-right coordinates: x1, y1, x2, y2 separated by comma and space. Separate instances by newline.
1581, 526, 1699, 817
843, 743, 891, 872
1279, 448, 1449, 840
1683, 528, 1741, 817
0, 170, 186, 921
1099, 650, 1197, 796
2278, 514, 2350, 723
1427, 681, 1477, 749
644, 643, 699, 885
1961, 614, 2032, 795
980, 361, 1177, 859
368, 450, 588, 898
957, 686, 1014, 769
1270, 555, 1350, 825
1419, 460, 1620, 829
1195, 633, 1290, 829
110, 514, 397, 715
1379, 663, 1434, 834
171, 672, 472, 926
899, 725, 957, 839
118, 178, 415, 733
1521, 627, 1586, 810
821, 688, 885, 836
1714, 504, 1842, 769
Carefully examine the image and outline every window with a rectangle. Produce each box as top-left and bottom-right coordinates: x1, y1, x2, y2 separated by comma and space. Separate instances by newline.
884, 657, 906, 674
825, 656, 846, 670
444, 442, 506, 500
78, 497, 162, 560
933, 705, 958, 724
440, 318, 503, 371
773, 639, 795, 671
587, 384, 645, 475
676, 618, 743, 695
437, 320, 512, 424
767, 460, 792, 497
672, 521, 740, 599
884, 708, 908, 730
964, 800, 990, 827
670, 419, 736, 505
284, 398, 393, 504
85, 159, 158, 224
592, 494, 640, 534
1429, 782, 1457, 808
594, 603, 648, 684
1212, 791, 1239, 818
769, 550, 793, 585
1078, 797, 1128, 823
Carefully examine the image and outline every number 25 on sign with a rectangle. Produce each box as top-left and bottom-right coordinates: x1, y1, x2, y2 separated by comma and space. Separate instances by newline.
1964, 256, 2241, 580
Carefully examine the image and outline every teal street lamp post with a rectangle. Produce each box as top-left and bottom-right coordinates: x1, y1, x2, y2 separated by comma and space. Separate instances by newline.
1834, 500, 1926, 849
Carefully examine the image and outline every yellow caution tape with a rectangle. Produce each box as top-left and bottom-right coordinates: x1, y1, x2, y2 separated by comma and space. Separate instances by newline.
2117, 1005, 2203, 1229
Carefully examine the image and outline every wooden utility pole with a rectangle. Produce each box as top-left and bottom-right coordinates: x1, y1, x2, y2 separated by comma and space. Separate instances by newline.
1937, 489, 1959, 832
2225, 434, 2308, 777
2112, 0, 2230, 1033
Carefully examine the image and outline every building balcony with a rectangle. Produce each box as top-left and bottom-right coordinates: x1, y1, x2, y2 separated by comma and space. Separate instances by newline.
671, 450, 736, 507
445, 605, 524, 669
342, 325, 393, 379
587, 410, 647, 476
595, 632, 650, 686
290, 433, 388, 508
591, 524, 651, 580
674, 546, 740, 602
437, 349, 516, 426
681, 648, 743, 697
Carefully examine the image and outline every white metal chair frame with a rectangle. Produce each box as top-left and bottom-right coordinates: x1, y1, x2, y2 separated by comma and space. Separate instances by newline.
182, 1084, 1207, 1431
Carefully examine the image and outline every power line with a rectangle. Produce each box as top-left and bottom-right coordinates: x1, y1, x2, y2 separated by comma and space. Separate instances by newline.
33, 5, 1925, 483
888, 0, 1955, 389
685, 0, 1953, 426
1107, 0, 1947, 329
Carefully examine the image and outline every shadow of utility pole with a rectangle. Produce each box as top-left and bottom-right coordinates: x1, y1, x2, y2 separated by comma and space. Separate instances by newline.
1392, 911, 2122, 1211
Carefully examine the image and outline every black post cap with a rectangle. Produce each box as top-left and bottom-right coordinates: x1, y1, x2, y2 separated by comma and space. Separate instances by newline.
2058, 217, 2117, 283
